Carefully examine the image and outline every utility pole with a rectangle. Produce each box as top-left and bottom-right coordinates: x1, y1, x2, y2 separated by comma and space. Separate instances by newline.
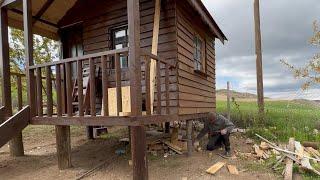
227, 81, 231, 120
254, 0, 264, 114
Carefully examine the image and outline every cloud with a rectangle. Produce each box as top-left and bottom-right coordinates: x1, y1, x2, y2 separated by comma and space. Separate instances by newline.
203, 0, 320, 99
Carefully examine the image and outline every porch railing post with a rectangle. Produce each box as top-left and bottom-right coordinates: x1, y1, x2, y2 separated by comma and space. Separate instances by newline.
128, 0, 148, 179
1, 6, 24, 157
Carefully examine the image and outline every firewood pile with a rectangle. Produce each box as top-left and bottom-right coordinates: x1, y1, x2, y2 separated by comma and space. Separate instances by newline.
249, 134, 320, 178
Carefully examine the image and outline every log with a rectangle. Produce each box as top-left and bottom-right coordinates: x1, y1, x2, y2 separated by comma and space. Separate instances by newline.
302, 142, 319, 150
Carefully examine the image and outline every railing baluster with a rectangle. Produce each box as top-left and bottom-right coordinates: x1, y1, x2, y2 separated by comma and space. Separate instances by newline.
65, 62, 73, 117
36, 67, 43, 117
145, 56, 151, 115
101, 55, 109, 116
56, 65, 62, 117
156, 61, 161, 114
61, 64, 66, 114
77, 60, 84, 117
165, 63, 170, 114
115, 53, 122, 116
17, 75, 23, 110
46, 66, 53, 117
89, 58, 96, 116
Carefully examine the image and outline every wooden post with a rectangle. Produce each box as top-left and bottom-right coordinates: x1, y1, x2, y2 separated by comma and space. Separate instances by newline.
101, 56, 109, 116
17, 75, 23, 110
115, 53, 122, 115
227, 81, 231, 120
55, 63, 72, 169
186, 120, 193, 156
1, 7, 24, 156
128, 0, 148, 179
46, 66, 53, 116
77, 61, 84, 116
284, 138, 295, 180
36, 67, 43, 116
254, 0, 264, 114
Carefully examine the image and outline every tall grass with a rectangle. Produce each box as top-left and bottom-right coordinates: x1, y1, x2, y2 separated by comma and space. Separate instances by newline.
217, 100, 320, 142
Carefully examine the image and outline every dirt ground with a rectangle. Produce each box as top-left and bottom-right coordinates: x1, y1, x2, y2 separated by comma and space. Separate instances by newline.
0, 126, 280, 180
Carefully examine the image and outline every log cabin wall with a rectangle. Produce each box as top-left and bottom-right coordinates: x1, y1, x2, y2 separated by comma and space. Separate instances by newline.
175, 0, 216, 115
58, 0, 179, 115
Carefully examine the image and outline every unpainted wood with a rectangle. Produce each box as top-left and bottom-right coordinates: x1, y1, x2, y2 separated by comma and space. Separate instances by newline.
46, 66, 53, 116
284, 137, 295, 180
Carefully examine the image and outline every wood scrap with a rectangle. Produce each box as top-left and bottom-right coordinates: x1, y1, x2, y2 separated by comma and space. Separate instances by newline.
253, 144, 264, 158
260, 141, 269, 150
206, 162, 225, 175
305, 147, 320, 158
284, 137, 295, 180
294, 141, 304, 160
227, 165, 239, 175
161, 140, 183, 154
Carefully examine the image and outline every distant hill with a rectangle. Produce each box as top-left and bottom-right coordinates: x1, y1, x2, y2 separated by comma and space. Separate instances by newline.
216, 89, 262, 99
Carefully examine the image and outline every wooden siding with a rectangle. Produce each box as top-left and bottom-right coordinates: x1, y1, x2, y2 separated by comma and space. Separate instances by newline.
59, 0, 178, 114
176, 0, 216, 115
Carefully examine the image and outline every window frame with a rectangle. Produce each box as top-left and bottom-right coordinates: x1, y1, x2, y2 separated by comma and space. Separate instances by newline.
193, 34, 206, 75
110, 25, 129, 69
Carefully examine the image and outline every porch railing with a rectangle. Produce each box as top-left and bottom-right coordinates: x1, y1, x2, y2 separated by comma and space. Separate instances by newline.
27, 48, 174, 118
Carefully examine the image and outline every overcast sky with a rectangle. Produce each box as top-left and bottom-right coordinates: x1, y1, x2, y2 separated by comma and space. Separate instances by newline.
202, 0, 320, 100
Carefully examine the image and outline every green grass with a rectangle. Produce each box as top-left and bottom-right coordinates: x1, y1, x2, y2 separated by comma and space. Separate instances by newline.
217, 100, 320, 142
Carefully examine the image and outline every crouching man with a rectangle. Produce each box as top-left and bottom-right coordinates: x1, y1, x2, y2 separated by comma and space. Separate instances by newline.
194, 112, 235, 156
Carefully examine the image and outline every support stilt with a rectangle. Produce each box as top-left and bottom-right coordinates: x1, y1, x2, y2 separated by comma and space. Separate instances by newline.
131, 126, 148, 180
55, 125, 72, 169
186, 120, 193, 156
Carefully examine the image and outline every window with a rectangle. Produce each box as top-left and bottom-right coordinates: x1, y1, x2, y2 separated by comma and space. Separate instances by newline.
111, 26, 128, 68
193, 35, 204, 71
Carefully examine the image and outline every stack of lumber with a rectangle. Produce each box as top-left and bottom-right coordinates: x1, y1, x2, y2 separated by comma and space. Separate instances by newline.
146, 130, 187, 156
254, 134, 320, 178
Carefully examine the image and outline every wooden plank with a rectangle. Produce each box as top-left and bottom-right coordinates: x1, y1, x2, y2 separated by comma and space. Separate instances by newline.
284, 137, 295, 180
156, 61, 161, 114
65, 62, 73, 117
101, 55, 109, 116
149, 0, 161, 114
77, 60, 84, 116
227, 165, 239, 175
165, 63, 169, 114
36, 67, 43, 116
55, 65, 62, 117
115, 53, 122, 115
89, 58, 96, 116
206, 162, 225, 175
32, 0, 54, 24
145, 57, 151, 115
46, 66, 53, 117
0, 106, 30, 148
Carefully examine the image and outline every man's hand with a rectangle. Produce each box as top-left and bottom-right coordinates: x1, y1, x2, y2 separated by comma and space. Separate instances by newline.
220, 128, 228, 135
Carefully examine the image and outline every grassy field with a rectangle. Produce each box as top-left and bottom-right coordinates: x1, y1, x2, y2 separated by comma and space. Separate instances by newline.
217, 100, 320, 143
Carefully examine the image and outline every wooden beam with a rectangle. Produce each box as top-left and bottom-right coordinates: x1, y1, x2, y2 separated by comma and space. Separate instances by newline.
254, 0, 264, 114
55, 125, 71, 169
1, 6, 24, 156
149, 0, 161, 114
29, 113, 209, 126
0, 106, 29, 148
128, 0, 148, 179
1, 0, 19, 8
23, 0, 36, 117
32, 0, 54, 25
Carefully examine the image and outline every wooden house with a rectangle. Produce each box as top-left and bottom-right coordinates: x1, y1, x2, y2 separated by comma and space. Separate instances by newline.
0, 0, 226, 179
